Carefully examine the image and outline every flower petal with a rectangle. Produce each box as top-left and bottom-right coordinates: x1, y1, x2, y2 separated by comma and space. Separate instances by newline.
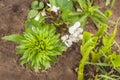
52, 5, 59, 13
69, 22, 81, 34
61, 35, 69, 42
78, 35, 83, 40
77, 28, 83, 33
65, 40, 73, 47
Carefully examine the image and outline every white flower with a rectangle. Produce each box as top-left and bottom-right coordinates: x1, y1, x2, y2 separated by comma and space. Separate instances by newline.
61, 22, 83, 47
70, 34, 80, 42
77, 28, 83, 33
72, 31, 80, 37
65, 39, 73, 47
47, 3, 59, 13
61, 35, 73, 47
78, 35, 83, 40
52, 5, 59, 13
74, 22, 81, 28
61, 35, 69, 42
34, 14, 40, 21
69, 35, 76, 42
69, 22, 81, 34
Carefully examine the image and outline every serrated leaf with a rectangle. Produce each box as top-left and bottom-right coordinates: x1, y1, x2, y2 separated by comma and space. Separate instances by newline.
79, 35, 98, 80
91, 51, 102, 62
103, 24, 117, 47
82, 31, 93, 45
110, 53, 120, 67
96, 24, 107, 37
81, 37, 98, 56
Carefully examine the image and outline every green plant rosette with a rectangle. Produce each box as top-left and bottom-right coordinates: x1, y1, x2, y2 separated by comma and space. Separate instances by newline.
3, 24, 66, 72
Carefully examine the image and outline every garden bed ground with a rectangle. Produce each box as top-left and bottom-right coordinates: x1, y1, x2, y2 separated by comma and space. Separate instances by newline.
0, 0, 120, 80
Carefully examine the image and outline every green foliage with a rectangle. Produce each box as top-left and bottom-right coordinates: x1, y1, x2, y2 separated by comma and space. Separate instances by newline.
61, 9, 80, 24
78, 23, 120, 80
56, 0, 73, 10
2, 34, 24, 44
77, 0, 111, 27
96, 66, 120, 80
109, 53, 120, 67
31, 1, 44, 10
91, 22, 117, 63
78, 0, 87, 10
2, 0, 119, 79
78, 32, 98, 80
2, 23, 66, 72
30, 0, 113, 28
27, 1, 44, 19
78, 24, 107, 80
97, 74, 120, 80
49, 0, 56, 6
28, 9, 38, 19
49, 0, 73, 10
105, 10, 112, 17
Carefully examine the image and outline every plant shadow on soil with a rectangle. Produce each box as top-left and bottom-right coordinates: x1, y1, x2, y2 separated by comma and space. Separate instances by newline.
0, 0, 120, 80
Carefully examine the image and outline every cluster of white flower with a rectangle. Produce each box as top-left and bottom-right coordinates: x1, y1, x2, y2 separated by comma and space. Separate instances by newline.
61, 22, 83, 47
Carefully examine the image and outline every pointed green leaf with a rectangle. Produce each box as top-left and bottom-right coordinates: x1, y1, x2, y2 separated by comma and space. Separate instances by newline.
2, 34, 24, 43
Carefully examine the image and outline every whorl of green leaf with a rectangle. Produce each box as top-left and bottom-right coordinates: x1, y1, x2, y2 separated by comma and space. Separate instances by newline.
77, 0, 110, 28
2, 24, 66, 72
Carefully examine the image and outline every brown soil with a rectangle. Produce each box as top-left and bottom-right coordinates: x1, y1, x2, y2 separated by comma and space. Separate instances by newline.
0, 0, 120, 80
